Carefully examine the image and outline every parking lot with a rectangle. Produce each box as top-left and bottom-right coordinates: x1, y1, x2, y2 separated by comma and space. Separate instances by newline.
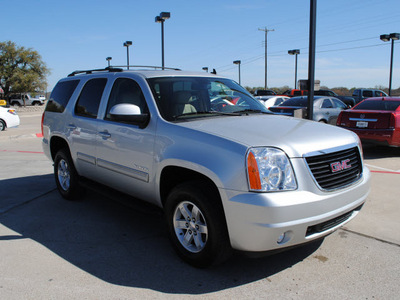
0, 108, 399, 299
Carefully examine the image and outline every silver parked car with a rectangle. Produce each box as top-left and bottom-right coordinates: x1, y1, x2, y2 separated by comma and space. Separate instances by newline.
42, 68, 370, 267
269, 96, 348, 124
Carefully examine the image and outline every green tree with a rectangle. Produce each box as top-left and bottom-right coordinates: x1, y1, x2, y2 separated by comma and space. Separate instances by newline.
0, 41, 49, 99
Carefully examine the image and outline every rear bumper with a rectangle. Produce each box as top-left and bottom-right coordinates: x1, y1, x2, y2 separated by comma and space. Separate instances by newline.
341, 127, 399, 147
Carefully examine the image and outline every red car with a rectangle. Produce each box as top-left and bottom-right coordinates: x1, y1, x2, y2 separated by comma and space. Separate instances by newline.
337, 97, 400, 146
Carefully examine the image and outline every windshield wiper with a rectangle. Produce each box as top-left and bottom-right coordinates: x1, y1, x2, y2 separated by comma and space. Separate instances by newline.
172, 111, 241, 120
235, 109, 271, 115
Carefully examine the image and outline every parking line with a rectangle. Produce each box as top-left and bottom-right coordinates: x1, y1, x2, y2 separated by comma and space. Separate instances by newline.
370, 170, 400, 175
0, 149, 44, 154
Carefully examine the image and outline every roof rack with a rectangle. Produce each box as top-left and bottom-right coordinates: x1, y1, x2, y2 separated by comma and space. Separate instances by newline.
68, 67, 123, 77
111, 65, 181, 71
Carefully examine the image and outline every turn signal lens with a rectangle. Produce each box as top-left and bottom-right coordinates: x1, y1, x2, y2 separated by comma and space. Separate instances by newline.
247, 151, 262, 190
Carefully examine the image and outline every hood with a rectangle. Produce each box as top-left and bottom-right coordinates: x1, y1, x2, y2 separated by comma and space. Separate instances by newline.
176, 114, 358, 158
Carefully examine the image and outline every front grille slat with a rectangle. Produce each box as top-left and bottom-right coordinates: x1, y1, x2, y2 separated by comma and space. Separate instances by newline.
305, 146, 363, 190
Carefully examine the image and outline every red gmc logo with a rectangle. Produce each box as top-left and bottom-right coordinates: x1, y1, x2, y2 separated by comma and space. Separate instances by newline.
330, 159, 352, 173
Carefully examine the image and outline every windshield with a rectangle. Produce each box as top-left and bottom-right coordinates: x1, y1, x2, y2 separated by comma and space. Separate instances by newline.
147, 76, 268, 121
355, 100, 400, 111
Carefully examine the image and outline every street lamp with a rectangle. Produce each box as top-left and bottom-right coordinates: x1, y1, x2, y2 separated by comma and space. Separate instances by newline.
233, 60, 241, 85
288, 49, 300, 89
155, 12, 171, 70
106, 57, 112, 67
380, 33, 399, 96
123, 41, 132, 70
202, 67, 209, 72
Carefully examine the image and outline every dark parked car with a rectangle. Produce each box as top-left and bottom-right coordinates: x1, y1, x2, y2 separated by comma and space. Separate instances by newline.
352, 89, 387, 104
254, 89, 276, 96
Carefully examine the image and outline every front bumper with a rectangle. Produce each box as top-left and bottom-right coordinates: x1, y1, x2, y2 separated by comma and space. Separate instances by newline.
221, 166, 370, 252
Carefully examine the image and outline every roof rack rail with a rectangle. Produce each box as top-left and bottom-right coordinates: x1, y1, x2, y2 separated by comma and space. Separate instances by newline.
112, 65, 181, 71
67, 67, 123, 77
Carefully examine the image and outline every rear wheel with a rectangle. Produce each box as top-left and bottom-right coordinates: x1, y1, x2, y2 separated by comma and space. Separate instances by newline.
54, 149, 83, 200
0, 119, 5, 131
165, 181, 232, 268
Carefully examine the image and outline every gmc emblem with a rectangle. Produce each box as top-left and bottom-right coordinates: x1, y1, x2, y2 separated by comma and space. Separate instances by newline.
330, 159, 352, 173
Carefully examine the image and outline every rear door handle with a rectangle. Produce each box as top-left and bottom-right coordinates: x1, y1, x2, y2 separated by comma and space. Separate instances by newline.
67, 124, 77, 130
98, 130, 111, 139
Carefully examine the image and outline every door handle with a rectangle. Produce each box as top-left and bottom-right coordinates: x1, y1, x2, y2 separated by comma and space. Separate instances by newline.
98, 130, 111, 139
67, 124, 77, 130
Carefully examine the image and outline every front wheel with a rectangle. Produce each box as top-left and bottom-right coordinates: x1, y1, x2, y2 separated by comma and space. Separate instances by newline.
165, 181, 232, 268
54, 149, 83, 200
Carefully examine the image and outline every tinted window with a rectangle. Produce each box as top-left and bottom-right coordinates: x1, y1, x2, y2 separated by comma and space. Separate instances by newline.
147, 77, 267, 121
45, 80, 79, 113
374, 91, 386, 97
279, 97, 308, 107
363, 90, 373, 97
332, 98, 347, 109
75, 78, 107, 118
105, 78, 148, 120
321, 99, 333, 108
355, 100, 400, 111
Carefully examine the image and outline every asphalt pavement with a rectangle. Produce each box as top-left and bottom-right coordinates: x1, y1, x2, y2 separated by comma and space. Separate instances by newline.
0, 108, 399, 299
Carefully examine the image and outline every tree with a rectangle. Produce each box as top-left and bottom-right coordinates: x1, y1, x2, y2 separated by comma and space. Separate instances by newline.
0, 41, 49, 100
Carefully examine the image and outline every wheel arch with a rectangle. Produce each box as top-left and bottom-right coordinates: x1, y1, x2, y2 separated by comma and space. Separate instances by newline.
159, 166, 222, 209
0, 118, 6, 130
49, 136, 70, 161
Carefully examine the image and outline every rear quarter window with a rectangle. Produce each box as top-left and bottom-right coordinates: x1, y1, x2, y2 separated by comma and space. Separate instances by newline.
45, 80, 80, 113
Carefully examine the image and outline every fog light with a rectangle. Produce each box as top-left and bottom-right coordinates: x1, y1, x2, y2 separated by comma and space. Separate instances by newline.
277, 231, 293, 244
277, 233, 284, 244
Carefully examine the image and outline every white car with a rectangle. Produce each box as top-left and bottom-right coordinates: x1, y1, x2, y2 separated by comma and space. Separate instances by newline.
256, 95, 290, 109
0, 106, 20, 131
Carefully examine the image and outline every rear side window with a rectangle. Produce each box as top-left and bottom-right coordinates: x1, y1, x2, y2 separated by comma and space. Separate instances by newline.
362, 90, 373, 97
75, 78, 107, 118
45, 80, 79, 113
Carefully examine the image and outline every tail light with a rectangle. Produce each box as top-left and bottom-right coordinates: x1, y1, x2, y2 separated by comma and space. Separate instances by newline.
336, 111, 343, 126
389, 113, 396, 129
41, 112, 45, 136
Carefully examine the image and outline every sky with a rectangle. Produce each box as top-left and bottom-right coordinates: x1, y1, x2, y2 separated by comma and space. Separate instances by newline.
2, 0, 400, 92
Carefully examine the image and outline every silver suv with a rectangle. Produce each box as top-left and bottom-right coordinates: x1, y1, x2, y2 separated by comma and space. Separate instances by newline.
42, 67, 370, 267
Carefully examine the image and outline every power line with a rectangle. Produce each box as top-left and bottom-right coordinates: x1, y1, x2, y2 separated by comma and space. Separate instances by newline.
258, 27, 275, 88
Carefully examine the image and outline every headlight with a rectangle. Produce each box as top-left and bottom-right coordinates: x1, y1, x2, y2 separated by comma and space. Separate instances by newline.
246, 147, 297, 192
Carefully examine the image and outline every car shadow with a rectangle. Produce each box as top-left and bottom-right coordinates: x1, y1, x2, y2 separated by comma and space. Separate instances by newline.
362, 144, 400, 159
0, 175, 322, 294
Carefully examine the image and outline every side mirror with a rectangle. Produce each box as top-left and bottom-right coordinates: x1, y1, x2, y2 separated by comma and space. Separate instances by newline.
109, 103, 149, 128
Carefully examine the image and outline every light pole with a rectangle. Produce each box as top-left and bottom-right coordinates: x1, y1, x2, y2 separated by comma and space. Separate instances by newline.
202, 67, 209, 72
288, 49, 300, 89
106, 57, 112, 67
155, 12, 170, 70
380, 33, 399, 96
123, 41, 132, 69
233, 60, 241, 85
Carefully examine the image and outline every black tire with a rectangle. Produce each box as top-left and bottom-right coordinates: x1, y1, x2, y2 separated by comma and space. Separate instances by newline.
165, 181, 232, 268
54, 149, 83, 200
0, 119, 5, 131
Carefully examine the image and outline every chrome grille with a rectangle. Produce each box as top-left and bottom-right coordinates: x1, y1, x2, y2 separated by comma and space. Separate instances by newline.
305, 146, 362, 190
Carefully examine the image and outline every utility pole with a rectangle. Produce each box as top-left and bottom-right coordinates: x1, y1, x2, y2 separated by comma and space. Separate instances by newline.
258, 27, 274, 89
